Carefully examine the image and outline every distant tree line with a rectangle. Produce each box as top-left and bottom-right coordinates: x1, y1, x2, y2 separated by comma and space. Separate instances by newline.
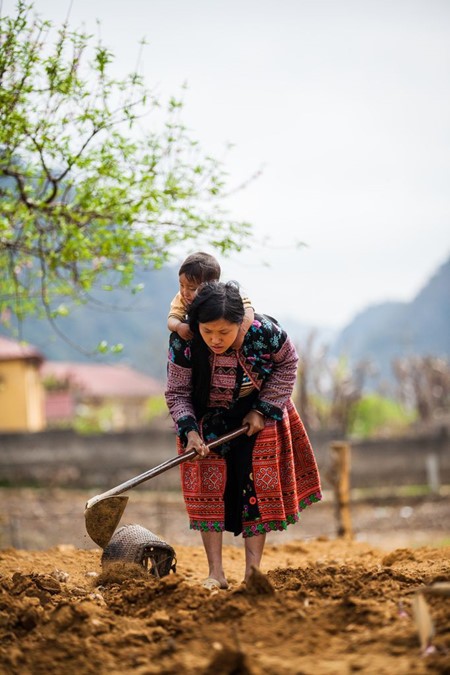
296, 332, 450, 438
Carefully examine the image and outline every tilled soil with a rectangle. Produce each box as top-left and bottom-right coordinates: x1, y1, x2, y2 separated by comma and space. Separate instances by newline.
0, 540, 449, 673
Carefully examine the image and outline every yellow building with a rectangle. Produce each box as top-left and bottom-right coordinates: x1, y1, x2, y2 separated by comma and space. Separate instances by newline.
0, 336, 45, 432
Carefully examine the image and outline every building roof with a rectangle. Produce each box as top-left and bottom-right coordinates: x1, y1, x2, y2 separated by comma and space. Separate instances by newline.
41, 361, 164, 399
0, 336, 44, 363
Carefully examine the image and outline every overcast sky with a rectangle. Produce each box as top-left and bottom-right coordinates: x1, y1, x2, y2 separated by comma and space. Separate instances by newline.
6, 0, 450, 329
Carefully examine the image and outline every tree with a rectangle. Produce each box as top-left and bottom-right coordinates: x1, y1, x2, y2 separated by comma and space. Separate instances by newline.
0, 2, 251, 350
295, 331, 373, 435
393, 355, 450, 426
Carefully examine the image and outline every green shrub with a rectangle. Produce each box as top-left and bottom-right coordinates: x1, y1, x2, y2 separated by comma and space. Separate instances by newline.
349, 394, 415, 438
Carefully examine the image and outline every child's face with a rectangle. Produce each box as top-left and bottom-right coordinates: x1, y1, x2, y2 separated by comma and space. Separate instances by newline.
179, 273, 199, 306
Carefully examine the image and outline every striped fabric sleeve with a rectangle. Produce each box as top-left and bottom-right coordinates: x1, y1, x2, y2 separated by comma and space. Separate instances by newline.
165, 334, 199, 441
253, 333, 299, 421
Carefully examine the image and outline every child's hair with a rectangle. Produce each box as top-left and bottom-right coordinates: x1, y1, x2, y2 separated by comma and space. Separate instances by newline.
179, 252, 221, 284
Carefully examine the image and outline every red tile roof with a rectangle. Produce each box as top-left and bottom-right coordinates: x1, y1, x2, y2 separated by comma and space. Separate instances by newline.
0, 336, 44, 363
41, 361, 164, 399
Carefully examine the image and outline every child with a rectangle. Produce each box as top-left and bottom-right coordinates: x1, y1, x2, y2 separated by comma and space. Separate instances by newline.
167, 251, 254, 348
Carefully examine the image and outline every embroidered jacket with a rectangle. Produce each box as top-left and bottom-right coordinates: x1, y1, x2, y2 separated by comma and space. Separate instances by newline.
165, 314, 299, 440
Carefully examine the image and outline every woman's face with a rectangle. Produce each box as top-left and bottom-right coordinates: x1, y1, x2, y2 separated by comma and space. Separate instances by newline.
199, 318, 240, 354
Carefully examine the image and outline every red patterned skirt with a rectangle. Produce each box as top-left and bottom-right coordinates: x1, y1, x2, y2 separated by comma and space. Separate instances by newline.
177, 399, 322, 537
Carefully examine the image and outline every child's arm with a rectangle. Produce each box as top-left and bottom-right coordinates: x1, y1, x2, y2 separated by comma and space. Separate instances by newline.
168, 293, 193, 340
168, 316, 193, 340
231, 299, 254, 350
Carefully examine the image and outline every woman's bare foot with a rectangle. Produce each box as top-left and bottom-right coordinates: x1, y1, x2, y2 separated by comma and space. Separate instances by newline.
202, 576, 229, 590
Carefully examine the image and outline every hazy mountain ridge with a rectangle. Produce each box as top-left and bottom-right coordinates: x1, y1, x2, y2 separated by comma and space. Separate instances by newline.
332, 256, 450, 382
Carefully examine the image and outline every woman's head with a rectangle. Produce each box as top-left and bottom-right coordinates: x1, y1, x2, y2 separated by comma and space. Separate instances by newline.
188, 281, 245, 354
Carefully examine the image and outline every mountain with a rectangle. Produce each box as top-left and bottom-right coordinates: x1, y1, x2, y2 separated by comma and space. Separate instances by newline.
277, 315, 337, 349
332, 256, 450, 384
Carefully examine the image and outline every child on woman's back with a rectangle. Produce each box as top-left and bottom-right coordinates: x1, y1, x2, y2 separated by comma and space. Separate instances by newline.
167, 251, 254, 348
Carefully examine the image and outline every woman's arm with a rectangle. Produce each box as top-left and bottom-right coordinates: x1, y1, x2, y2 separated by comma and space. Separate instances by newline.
165, 334, 199, 441
251, 319, 299, 420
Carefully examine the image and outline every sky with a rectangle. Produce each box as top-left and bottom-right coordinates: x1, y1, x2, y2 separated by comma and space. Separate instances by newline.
5, 0, 450, 330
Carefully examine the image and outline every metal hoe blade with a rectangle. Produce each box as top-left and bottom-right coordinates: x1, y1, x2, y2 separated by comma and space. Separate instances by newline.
84, 424, 249, 548
84, 495, 129, 548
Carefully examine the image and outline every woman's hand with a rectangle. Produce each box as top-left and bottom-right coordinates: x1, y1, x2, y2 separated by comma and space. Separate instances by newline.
186, 430, 209, 459
242, 410, 265, 436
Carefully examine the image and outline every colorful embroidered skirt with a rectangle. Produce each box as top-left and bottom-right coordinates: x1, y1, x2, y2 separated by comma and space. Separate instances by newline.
177, 399, 322, 537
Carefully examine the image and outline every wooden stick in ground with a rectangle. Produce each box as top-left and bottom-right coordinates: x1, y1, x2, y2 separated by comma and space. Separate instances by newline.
329, 441, 353, 540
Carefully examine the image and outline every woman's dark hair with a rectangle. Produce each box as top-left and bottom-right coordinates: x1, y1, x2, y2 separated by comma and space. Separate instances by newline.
187, 281, 245, 417
188, 280, 245, 329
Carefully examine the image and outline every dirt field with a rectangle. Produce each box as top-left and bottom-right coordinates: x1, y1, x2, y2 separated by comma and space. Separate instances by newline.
1, 539, 449, 674
0, 490, 449, 674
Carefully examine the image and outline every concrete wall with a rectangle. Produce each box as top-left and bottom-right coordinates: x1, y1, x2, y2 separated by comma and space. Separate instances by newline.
0, 426, 449, 491
0, 428, 178, 490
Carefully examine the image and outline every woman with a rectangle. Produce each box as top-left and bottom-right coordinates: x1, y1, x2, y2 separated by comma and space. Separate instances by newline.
165, 281, 321, 589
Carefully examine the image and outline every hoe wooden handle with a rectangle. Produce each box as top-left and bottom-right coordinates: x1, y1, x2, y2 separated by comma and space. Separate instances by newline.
85, 424, 249, 508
